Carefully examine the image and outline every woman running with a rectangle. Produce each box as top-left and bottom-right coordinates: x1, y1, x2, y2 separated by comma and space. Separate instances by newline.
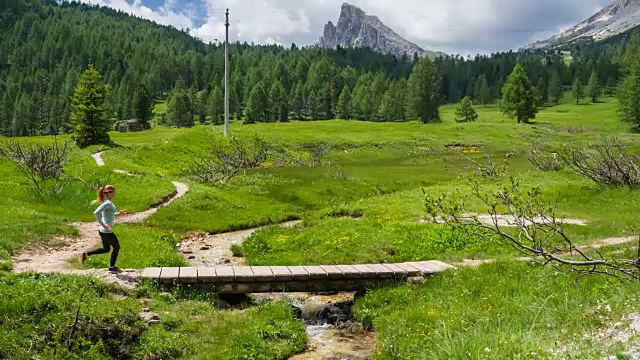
79, 185, 128, 272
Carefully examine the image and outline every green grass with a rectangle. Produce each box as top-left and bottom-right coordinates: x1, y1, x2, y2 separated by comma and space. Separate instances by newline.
137, 298, 306, 359
242, 220, 508, 266
354, 261, 640, 359
81, 225, 187, 269
6, 94, 640, 359
0, 272, 306, 360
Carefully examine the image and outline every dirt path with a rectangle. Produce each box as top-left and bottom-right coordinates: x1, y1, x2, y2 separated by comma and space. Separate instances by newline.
457, 235, 640, 267
12, 181, 189, 275
92, 151, 105, 166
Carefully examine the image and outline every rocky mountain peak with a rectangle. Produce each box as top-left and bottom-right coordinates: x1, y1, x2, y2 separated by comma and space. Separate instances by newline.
525, 0, 640, 49
318, 2, 440, 58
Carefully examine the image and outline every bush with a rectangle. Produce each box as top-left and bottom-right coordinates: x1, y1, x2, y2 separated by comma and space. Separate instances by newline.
525, 143, 562, 171
0, 138, 72, 195
185, 135, 271, 183
558, 137, 640, 188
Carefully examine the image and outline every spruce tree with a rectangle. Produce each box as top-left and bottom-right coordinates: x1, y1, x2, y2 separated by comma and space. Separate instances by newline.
69, 64, 112, 147
291, 81, 305, 120
618, 44, 640, 128
408, 57, 441, 124
132, 84, 153, 125
268, 81, 288, 122
245, 83, 267, 123
208, 86, 223, 125
336, 85, 351, 120
455, 96, 478, 123
587, 71, 601, 103
167, 82, 193, 128
536, 77, 548, 106
479, 75, 491, 106
548, 71, 563, 105
573, 77, 584, 105
606, 77, 617, 97
500, 64, 538, 124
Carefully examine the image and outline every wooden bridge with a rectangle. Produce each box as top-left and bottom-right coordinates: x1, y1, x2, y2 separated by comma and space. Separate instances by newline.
141, 261, 454, 294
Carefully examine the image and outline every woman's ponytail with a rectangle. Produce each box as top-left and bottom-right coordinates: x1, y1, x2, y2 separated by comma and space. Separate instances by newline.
91, 187, 106, 205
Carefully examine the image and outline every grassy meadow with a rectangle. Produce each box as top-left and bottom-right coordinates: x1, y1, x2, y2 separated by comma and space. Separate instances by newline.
3, 94, 640, 358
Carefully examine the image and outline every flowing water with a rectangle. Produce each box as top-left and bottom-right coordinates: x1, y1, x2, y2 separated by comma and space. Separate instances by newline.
181, 223, 377, 359
252, 292, 376, 360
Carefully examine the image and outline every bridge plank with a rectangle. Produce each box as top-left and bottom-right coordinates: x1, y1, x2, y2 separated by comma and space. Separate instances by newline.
232, 266, 255, 282
380, 263, 410, 277
427, 260, 455, 271
303, 266, 328, 280
366, 264, 395, 278
334, 265, 361, 279
214, 265, 234, 282
270, 266, 293, 281
406, 262, 438, 275
141, 267, 161, 280
179, 267, 198, 283
197, 267, 216, 283
350, 264, 377, 278
159, 267, 179, 283
319, 265, 344, 279
287, 266, 310, 278
251, 266, 275, 282
395, 263, 422, 275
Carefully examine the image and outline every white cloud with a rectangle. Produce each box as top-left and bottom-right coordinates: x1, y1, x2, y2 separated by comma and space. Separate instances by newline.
78, 0, 612, 54
77, 0, 194, 30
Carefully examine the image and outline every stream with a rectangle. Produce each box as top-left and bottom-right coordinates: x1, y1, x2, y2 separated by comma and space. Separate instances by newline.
179, 221, 377, 360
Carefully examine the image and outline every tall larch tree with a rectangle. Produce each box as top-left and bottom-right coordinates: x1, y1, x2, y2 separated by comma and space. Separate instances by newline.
408, 57, 441, 124
500, 64, 538, 124
336, 85, 352, 120
69, 64, 112, 147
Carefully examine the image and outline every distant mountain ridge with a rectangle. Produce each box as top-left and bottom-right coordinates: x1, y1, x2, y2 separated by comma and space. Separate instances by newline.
526, 0, 640, 49
318, 3, 442, 58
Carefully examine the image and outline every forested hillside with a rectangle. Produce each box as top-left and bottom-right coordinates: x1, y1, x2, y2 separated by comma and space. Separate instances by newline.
0, 0, 636, 136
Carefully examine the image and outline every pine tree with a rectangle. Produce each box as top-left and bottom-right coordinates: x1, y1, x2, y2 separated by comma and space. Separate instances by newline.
466, 78, 476, 102
587, 71, 601, 103
69, 64, 112, 147
606, 77, 617, 97
455, 96, 478, 123
379, 81, 406, 122
268, 81, 288, 122
132, 84, 153, 125
479, 75, 491, 106
246, 83, 267, 123
307, 90, 321, 120
198, 90, 208, 124
408, 57, 441, 124
548, 71, 563, 105
208, 86, 223, 125
291, 81, 305, 120
336, 85, 351, 120
572, 77, 584, 105
448, 81, 460, 103
619, 44, 640, 128
167, 82, 193, 128
536, 78, 548, 106
500, 64, 538, 124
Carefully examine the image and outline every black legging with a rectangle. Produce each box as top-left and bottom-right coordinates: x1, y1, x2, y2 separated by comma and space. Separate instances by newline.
87, 232, 120, 267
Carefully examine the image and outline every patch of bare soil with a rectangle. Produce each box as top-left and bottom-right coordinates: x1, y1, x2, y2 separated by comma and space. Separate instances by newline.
179, 220, 302, 266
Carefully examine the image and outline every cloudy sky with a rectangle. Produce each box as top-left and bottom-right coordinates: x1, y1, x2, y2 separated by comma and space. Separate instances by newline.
78, 0, 612, 55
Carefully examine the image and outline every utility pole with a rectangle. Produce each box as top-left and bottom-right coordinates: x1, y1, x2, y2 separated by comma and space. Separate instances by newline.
224, 8, 230, 137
